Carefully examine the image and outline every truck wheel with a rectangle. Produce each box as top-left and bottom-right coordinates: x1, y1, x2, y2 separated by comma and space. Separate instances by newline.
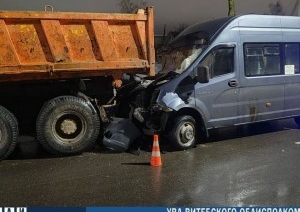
36, 96, 100, 155
294, 116, 300, 127
168, 115, 197, 150
0, 105, 18, 161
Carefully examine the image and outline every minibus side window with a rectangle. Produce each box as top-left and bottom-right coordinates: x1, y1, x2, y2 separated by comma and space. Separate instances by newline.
285, 44, 299, 75
244, 44, 281, 77
200, 47, 234, 78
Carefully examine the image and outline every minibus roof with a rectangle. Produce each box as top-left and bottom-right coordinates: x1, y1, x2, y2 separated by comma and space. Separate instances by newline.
169, 16, 234, 48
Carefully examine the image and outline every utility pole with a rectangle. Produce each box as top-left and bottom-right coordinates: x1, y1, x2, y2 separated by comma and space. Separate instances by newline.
228, 0, 235, 17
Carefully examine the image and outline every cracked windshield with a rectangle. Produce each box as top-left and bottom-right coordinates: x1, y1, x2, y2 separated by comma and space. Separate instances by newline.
159, 33, 208, 74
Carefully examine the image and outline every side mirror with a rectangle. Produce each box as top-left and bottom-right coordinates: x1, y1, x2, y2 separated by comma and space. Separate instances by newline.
195, 66, 209, 83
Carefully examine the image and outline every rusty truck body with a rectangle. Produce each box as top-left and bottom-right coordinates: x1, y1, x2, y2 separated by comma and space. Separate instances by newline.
0, 7, 155, 160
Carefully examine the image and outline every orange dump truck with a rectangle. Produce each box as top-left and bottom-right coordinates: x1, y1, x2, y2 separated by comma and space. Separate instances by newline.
0, 7, 155, 160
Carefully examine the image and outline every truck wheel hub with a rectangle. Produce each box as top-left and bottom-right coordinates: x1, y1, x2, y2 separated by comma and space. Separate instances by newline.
60, 119, 77, 135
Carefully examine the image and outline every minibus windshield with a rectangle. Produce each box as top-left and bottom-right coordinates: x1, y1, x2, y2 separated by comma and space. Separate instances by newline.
159, 17, 232, 74
159, 34, 208, 74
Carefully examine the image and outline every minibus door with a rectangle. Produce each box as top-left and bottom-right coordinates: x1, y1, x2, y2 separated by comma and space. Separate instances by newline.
195, 46, 238, 128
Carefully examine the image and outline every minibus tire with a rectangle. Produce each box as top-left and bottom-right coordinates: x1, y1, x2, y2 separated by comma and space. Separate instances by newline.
0, 105, 18, 161
36, 96, 100, 155
169, 115, 196, 150
294, 116, 300, 127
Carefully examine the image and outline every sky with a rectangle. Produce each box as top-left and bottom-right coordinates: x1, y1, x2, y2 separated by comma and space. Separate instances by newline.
0, 0, 299, 34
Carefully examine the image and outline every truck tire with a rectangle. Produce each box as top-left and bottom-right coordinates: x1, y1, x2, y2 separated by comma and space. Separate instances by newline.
36, 96, 100, 155
168, 115, 197, 150
0, 105, 18, 161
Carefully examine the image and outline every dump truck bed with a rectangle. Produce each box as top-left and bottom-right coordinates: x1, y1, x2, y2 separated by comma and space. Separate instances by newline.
0, 7, 155, 82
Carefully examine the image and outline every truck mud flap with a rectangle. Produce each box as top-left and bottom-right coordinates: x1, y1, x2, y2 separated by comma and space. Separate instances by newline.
103, 118, 141, 152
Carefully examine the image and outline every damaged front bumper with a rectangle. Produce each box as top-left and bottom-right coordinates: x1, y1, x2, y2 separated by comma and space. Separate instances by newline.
102, 72, 178, 151
103, 117, 142, 152
102, 104, 173, 152
132, 104, 173, 135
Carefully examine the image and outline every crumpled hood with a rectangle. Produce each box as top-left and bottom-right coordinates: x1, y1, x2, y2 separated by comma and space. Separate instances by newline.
116, 71, 178, 100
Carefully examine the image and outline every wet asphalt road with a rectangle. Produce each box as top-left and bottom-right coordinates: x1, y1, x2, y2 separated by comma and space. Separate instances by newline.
0, 119, 299, 206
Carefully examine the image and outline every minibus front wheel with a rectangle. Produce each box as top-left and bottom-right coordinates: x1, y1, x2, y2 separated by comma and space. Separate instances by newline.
168, 115, 196, 150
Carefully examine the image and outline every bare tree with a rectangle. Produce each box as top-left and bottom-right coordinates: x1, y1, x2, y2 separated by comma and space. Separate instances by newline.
269, 1, 285, 15
228, 0, 235, 17
172, 23, 188, 37
118, 0, 147, 13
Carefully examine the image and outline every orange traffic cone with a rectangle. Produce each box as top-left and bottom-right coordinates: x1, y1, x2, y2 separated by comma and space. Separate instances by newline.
150, 134, 162, 167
